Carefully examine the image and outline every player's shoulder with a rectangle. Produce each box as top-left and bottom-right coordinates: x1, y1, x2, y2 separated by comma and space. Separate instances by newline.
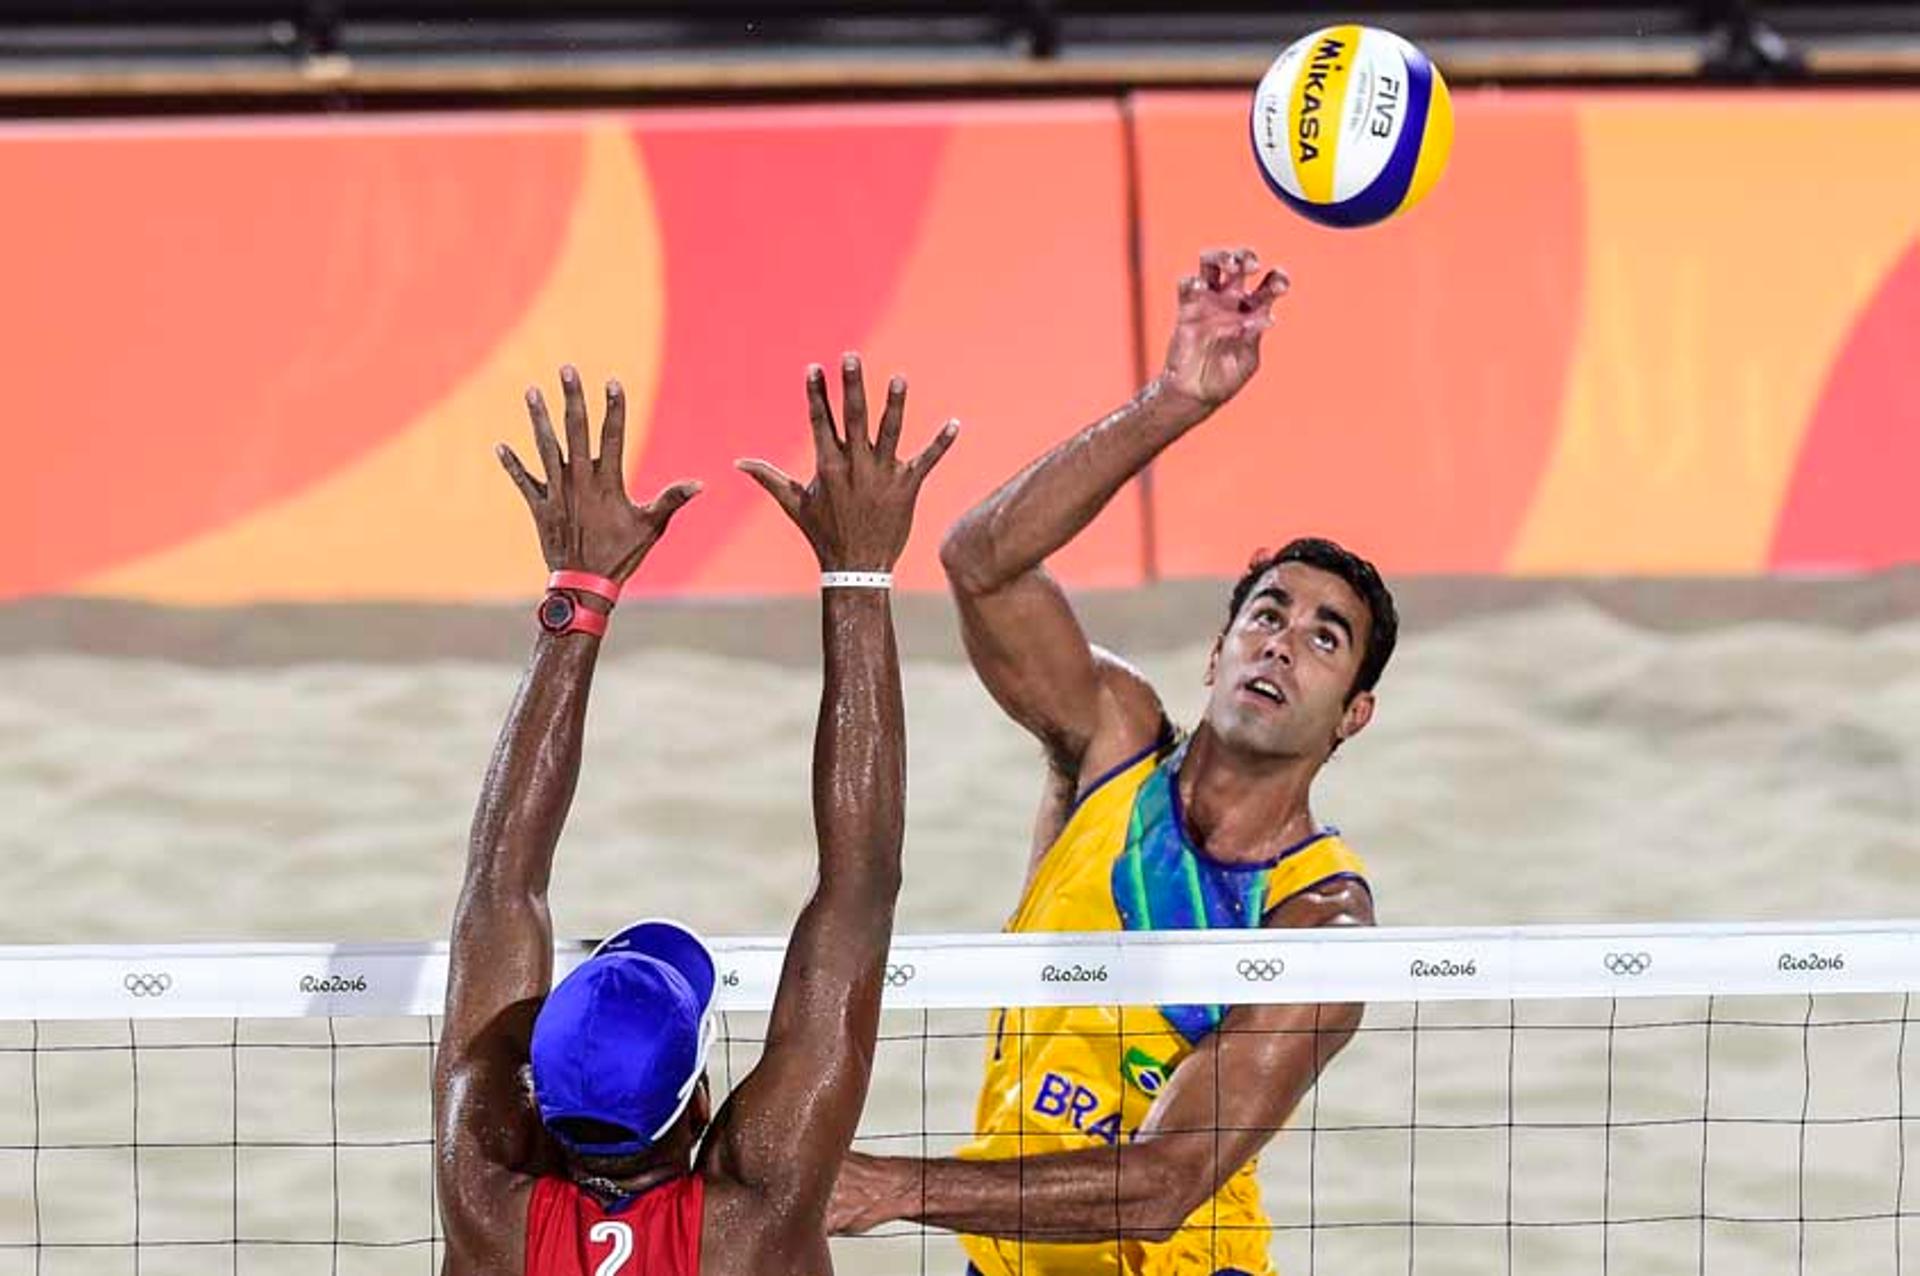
1090, 644, 1164, 727
1073, 645, 1173, 791
1262, 863, 1375, 930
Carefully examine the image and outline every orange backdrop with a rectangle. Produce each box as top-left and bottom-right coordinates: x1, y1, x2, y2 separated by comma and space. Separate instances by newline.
6, 91, 1917, 603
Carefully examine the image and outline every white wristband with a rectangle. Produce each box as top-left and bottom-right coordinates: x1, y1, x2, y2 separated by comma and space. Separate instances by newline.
820, 571, 893, 590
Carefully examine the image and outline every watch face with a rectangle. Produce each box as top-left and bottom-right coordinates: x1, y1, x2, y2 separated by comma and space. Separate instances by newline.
538, 592, 576, 632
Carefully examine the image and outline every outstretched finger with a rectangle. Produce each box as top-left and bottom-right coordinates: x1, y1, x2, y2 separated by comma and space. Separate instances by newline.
1199, 250, 1231, 290
560, 366, 591, 471
875, 373, 907, 460
841, 353, 871, 453
598, 379, 627, 475
1251, 267, 1290, 307
735, 458, 807, 522
641, 477, 703, 524
804, 364, 841, 458
525, 387, 564, 488
907, 418, 960, 481
1176, 274, 1207, 306
496, 443, 545, 507
1226, 247, 1260, 287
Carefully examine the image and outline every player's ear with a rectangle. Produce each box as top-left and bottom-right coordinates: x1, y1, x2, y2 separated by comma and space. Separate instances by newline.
1336, 690, 1375, 744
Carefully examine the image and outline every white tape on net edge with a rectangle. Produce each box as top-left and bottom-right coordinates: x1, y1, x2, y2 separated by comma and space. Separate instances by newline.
2, 920, 1915, 1021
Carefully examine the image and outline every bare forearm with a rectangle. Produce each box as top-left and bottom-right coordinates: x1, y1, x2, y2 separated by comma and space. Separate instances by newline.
861, 1004, 1363, 1241
942, 379, 1209, 591
814, 588, 905, 903
877, 1143, 1199, 1242
464, 632, 601, 896
726, 590, 905, 1184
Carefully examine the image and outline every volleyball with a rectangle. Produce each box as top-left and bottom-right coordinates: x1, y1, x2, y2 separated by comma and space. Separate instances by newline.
1250, 24, 1454, 228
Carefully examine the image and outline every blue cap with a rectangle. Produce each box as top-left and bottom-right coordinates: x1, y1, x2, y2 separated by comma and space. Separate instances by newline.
529, 918, 718, 1157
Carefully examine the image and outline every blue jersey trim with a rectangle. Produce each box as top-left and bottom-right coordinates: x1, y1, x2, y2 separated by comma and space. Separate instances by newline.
1168, 765, 1339, 873
1067, 731, 1172, 818
596, 1172, 687, 1216
1111, 737, 1342, 871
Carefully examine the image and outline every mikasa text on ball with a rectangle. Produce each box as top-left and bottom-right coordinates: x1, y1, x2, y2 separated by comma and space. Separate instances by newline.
1251, 24, 1453, 228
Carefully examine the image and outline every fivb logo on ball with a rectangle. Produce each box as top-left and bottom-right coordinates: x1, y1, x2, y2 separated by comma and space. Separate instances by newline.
1251, 24, 1454, 228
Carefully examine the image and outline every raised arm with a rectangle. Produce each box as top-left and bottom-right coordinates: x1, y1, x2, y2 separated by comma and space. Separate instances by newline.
940, 251, 1290, 793
698, 357, 956, 1232
830, 879, 1371, 1242
434, 368, 699, 1267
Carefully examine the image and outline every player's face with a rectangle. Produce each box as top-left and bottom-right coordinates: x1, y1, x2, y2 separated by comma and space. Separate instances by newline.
1203, 563, 1375, 759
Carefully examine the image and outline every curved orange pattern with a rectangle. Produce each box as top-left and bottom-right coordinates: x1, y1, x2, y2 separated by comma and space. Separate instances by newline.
684, 103, 1141, 596
7, 91, 1918, 603
82, 125, 663, 603
1770, 237, 1920, 571
9, 121, 582, 599
1133, 91, 1581, 578
1508, 96, 1920, 575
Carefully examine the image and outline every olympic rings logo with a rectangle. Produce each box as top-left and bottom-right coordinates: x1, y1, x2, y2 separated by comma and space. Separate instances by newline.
123, 973, 173, 997
883, 964, 917, 988
1604, 952, 1652, 976
1235, 958, 1286, 982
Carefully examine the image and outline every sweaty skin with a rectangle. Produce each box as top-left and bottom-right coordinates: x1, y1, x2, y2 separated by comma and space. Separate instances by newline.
434, 358, 956, 1275
829, 251, 1376, 1248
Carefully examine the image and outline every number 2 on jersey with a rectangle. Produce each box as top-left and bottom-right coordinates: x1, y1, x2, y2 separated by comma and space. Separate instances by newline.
588, 1220, 633, 1276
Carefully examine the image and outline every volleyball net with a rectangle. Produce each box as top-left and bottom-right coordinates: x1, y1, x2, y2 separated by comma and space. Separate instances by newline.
4, 920, 1917, 1274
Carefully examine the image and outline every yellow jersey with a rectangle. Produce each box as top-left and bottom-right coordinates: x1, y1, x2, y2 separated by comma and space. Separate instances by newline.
956, 740, 1370, 1276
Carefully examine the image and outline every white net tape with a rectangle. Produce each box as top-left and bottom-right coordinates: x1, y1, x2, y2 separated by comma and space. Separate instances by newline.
3, 921, 1917, 1275
5, 920, 1909, 1021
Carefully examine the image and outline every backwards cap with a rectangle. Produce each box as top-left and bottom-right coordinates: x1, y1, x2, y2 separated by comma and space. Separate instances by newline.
529, 918, 718, 1157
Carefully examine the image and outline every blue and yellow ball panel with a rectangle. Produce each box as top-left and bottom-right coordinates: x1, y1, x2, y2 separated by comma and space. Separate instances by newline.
1250, 25, 1454, 229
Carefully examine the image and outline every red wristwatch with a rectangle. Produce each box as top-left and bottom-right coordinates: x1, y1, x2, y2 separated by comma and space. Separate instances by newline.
536, 590, 608, 638
536, 570, 619, 639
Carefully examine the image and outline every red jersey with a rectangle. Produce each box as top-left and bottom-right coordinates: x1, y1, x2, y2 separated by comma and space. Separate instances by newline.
525, 1174, 704, 1276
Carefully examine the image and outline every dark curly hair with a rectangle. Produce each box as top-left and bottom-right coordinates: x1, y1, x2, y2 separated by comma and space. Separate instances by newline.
1224, 537, 1398, 700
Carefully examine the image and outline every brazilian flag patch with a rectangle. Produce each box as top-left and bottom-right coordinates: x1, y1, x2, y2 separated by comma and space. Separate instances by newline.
1121, 1046, 1169, 1096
